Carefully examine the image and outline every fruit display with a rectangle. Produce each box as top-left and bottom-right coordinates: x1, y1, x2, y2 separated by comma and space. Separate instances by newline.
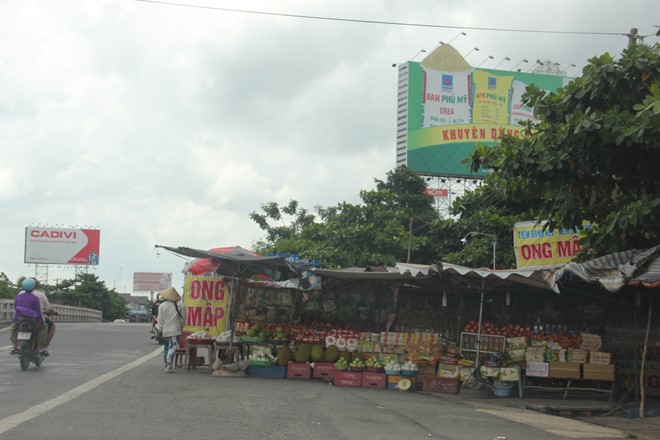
295, 344, 312, 363
384, 357, 402, 374
334, 358, 349, 371
401, 360, 419, 372
324, 345, 339, 362
187, 330, 213, 340
245, 322, 269, 339
276, 345, 291, 367
464, 320, 531, 337
249, 346, 275, 365
349, 358, 365, 371
311, 344, 325, 362
365, 356, 384, 371
271, 326, 288, 342
215, 330, 241, 344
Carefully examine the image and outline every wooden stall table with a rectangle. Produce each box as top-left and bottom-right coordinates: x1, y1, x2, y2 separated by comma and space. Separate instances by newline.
186, 339, 216, 372
215, 342, 244, 364
522, 362, 616, 402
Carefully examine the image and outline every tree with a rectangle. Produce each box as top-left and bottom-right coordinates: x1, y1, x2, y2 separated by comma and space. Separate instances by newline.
250, 166, 440, 267
0, 272, 19, 299
468, 43, 660, 258
48, 273, 127, 321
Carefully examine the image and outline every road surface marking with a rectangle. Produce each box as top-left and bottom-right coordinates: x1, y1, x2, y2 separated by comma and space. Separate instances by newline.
0, 347, 162, 435
476, 408, 626, 438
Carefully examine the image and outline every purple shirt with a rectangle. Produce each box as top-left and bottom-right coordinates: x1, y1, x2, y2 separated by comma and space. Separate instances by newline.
13, 291, 43, 324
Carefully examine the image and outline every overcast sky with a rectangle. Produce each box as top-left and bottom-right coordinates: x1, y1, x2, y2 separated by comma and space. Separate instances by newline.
1, 0, 658, 293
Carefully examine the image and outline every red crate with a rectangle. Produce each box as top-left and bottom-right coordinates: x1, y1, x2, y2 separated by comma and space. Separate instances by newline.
422, 377, 460, 394
334, 370, 363, 387
361, 372, 386, 389
313, 363, 336, 380
287, 363, 311, 379
335, 371, 362, 381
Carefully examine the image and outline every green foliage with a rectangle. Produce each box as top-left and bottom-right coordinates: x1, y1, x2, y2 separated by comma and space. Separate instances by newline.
251, 166, 440, 267
47, 273, 127, 321
0, 272, 19, 299
467, 43, 660, 258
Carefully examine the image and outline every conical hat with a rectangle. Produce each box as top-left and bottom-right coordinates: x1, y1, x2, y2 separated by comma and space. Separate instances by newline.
159, 287, 181, 301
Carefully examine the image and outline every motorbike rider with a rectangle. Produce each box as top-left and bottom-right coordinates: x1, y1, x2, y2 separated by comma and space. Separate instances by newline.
28, 277, 58, 352
150, 293, 163, 339
9, 277, 45, 355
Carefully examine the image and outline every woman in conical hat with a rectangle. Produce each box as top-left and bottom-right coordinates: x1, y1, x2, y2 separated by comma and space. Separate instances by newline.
156, 287, 186, 372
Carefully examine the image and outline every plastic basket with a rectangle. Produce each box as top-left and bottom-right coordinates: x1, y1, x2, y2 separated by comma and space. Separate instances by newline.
248, 365, 286, 378
384, 369, 402, 375
250, 359, 275, 367
401, 370, 418, 377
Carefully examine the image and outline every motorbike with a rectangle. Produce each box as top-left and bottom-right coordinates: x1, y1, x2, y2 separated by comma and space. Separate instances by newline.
151, 317, 163, 345
15, 317, 47, 370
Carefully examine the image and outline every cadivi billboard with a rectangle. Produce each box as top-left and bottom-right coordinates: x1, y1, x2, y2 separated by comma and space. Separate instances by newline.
24, 227, 101, 265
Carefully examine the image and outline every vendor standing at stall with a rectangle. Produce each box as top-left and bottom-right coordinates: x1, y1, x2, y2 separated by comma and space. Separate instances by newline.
156, 287, 186, 373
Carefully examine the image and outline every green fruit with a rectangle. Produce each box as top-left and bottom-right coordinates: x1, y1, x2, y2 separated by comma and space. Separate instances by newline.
247, 329, 256, 337
325, 346, 339, 363
276, 345, 291, 366
294, 344, 311, 363
311, 344, 324, 362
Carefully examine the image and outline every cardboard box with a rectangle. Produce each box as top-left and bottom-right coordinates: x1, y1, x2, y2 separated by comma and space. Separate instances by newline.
286, 363, 311, 379
498, 367, 521, 381
526, 361, 549, 377
313, 362, 335, 380
437, 362, 458, 373
583, 363, 615, 381
549, 361, 581, 379
334, 370, 362, 387
361, 372, 386, 389
417, 364, 437, 377
422, 377, 460, 394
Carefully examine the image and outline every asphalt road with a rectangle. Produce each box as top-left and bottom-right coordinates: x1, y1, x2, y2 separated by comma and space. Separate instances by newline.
0, 323, 629, 440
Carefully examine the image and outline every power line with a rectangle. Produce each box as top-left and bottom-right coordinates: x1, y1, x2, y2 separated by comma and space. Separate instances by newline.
135, 0, 628, 37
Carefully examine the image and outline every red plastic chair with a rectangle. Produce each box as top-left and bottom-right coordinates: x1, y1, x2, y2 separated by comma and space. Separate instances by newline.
174, 331, 197, 370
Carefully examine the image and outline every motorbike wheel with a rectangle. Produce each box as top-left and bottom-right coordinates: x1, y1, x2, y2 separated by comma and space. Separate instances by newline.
19, 343, 30, 370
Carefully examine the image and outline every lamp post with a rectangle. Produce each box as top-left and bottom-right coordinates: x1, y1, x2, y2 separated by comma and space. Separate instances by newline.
461, 231, 497, 376
460, 231, 496, 270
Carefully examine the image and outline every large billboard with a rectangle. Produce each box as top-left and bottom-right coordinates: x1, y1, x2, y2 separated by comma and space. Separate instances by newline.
397, 60, 570, 177
24, 227, 101, 265
133, 272, 172, 292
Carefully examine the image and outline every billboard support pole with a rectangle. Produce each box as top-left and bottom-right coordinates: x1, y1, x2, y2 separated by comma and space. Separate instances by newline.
35, 264, 49, 285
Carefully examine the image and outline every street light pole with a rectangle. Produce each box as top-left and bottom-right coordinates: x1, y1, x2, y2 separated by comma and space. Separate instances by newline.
460, 231, 497, 269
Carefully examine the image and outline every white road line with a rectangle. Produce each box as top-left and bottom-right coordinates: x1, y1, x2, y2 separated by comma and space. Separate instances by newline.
476, 408, 626, 438
0, 347, 162, 435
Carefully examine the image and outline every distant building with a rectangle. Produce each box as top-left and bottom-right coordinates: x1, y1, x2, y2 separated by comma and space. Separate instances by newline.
119, 293, 151, 322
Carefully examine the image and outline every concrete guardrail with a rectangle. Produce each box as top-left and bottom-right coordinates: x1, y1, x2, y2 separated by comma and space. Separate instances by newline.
0, 299, 103, 323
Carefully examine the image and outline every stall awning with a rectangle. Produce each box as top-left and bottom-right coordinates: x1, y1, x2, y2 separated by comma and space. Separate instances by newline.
555, 244, 660, 292
395, 262, 560, 293
313, 265, 430, 281
312, 262, 559, 292
155, 245, 300, 280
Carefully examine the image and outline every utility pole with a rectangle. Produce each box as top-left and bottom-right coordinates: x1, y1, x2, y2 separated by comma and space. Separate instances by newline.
628, 28, 639, 48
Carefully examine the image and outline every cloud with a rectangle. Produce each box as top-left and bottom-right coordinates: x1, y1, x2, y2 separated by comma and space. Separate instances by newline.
0, 0, 657, 288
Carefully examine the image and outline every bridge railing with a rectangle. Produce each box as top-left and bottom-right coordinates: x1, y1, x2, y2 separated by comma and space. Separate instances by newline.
0, 300, 103, 323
